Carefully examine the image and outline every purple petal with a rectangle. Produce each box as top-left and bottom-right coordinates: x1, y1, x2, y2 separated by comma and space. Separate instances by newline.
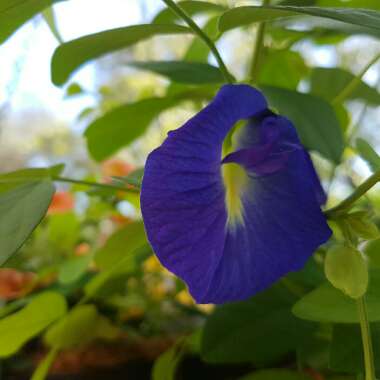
141, 84, 331, 304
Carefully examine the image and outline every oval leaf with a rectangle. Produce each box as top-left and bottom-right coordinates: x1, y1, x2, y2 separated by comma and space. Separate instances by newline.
51, 24, 193, 85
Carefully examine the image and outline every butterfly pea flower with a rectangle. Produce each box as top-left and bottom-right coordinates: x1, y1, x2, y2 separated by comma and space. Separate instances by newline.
141, 84, 331, 304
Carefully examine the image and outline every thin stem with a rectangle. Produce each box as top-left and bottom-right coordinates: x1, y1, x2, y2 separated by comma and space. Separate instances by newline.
357, 296, 376, 380
160, 0, 233, 83
332, 52, 380, 106
53, 176, 139, 193
249, 0, 270, 83
325, 169, 380, 218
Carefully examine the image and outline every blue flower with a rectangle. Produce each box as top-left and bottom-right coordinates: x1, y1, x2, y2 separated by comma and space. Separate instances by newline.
141, 84, 331, 304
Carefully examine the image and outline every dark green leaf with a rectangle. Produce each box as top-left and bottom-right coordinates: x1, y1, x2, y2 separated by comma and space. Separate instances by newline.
356, 138, 380, 172
310, 67, 380, 105
219, 6, 380, 33
0, 292, 67, 357
51, 24, 192, 85
152, 1, 225, 24
365, 239, 380, 269
293, 271, 380, 323
85, 96, 178, 161
0, 181, 55, 265
262, 86, 344, 163
329, 323, 380, 372
0, 0, 65, 44
237, 369, 312, 380
201, 285, 315, 365
58, 255, 92, 285
127, 61, 224, 84
152, 343, 185, 380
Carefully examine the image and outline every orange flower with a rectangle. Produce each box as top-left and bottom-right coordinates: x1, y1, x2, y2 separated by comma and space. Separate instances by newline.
0, 269, 36, 300
74, 243, 91, 257
48, 191, 74, 214
101, 159, 134, 182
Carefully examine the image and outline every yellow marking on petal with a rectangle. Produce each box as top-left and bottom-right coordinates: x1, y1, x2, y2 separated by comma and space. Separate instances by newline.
222, 163, 249, 227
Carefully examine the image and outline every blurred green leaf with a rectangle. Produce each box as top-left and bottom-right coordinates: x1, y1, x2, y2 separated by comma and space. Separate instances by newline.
127, 61, 224, 84
65, 83, 84, 97
58, 255, 92, 285
345, 211, 379, 240
152, 1, 225, 24
259, 50, 308, 90
310, 67, 380, 105
152, 343, 185, 380
262, 86, 344, 163
112, 168, 144, 189
42, 6, 62, 43
219, 6, 380, 33
0, 181, 55, 265
0, 0, 65, 44
356, 138, 380, 172
237, 369, 311, 380
329, 323, 380, 372
51, 24, 193, 85
324, 244, 368, 299
31, 347, 59, 380
0, 292, 67, 357
85, 96, 178, 161
44, 305, 119, 350
365, 239, 380, 269
95, 221, 147, 270
201, 285, 315, 365
48, 213, 80, 250
293, 271, 380, 323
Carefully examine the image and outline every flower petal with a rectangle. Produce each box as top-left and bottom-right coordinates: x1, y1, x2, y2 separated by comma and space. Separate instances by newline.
141, 84, 331, 304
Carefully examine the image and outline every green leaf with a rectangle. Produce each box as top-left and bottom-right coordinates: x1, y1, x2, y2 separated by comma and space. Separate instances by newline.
112, 168, 144, 189
365, 239, 380, 269
201, 285, 315, 365
58, 255, 92, 285
356, 138, 380, 172
44, 305, 119, 350
261, 86, 344, 163
65, 83, 84, 97
95, 221, 147, 270
293, 271, 380, 323
324, 244, 368, 299
329, 323, 380, 373
51, 24, 192, 85
219, 6, 380, 33
127, 61, 224, 84
0, 292, 67, 357
345, 211, 379, 240
31, 347, 59, 380
152, 1, 225, 24
0, 0, 65, 44
237, 369, 312, 380
310, 67, 380, 105
0, 181, 55, 265
85, 96, 179, 161
42, 6, 63, 43
152, 343, 185, 380
259, 50, 309, 90
48, 213, 80, 250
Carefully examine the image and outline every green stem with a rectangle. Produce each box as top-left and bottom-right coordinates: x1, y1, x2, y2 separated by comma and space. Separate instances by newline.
325, 169, 380, 218
52, 176, 139, 193
357, 296, 376, 380
160, 0, 233, 83
249, 0, 270, 83
332, 52, 380, 105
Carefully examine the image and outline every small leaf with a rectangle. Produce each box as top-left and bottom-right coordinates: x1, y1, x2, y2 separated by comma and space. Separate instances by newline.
44, 305, 119, 350
0, 292, 67, 357
356, 138, 380, 172
262, 86, 344, 163
51, 24, 192, 85
42, 6, 63, 43
152, 1, 225, 24
0, 0, 66, 44
85, 96, 179, 161
127, 61, 224, 84
0, 181, 55, 265
219, 6, 380, 33
365, 239, 380, 269
346, 212, 379, 240
65, 83, 84, 97
293, 271, 380, 323
324, 244, 368, 299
